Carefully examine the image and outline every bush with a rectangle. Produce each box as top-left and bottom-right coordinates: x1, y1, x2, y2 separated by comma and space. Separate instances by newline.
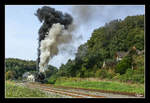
107, 69, 116, 79
95, 69, 101, 77
95, 69, 115, 79
95, 69, 108, 79
117, 68, 133, 82
5, 70, 16, 80
132, 66, 144, 83
132, 74, 144, 83
116, 67, 144, 83
47, 75, 58, 84
112, 73, 121, 80
115, 56, 132, 74
76, 72, 81, 77
88, 71, 95, 77
84, 70, 89, 77
121, 68, 134, 82
84, 70, 95, 77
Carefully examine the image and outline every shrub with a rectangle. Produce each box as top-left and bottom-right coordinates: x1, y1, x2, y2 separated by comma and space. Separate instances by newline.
107, 69, 116, 79
84, 70, 95, 77
5, 70, 16, 80
132, 66, 144, 83
47, 75, 58, 84
95, 69, 101, 77
84, 70, 89, 77
132, 74, 144, 83
112, 73, 121, 80
117, 67, 144, 83
118, 75, 126, 82
123, 68, 134, 81
54, 77, 69, 84
95, 69, 115, 79
96, 69, 108, 79
115, 56, 132, 74
88, 71, 95, 77
76, 72, 81, 77
117, 68, 133, 82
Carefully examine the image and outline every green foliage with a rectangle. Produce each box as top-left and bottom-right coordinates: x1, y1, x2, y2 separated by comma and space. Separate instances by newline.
95, 69, 107, 78
112, 73, 121, 80
132, 74, 144, 83
95, 69, 101, 77
76, 71, 82, 78
45, 66, 58, 78
132, 67, 144, 83
47, 75, 58, 84
118, 68, 134, 82
5, 58, 58, 80
115, 54, 144, 83
115, 56, 132, 74
95, 69, 115, 79
117, 67, 144, 84
6, 70, 16, 80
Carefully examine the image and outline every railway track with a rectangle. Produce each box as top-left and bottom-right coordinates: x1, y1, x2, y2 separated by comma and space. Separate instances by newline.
14, 82, 143, 98
26, 83, 105, 98
37, 83, 143, 97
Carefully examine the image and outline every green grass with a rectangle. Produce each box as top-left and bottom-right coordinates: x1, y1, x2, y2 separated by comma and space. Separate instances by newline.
54, 77, 144, 94
5, 81, 62, 98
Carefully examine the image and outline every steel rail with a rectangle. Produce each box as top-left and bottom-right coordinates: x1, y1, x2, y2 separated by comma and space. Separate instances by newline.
28, 83, 105, 98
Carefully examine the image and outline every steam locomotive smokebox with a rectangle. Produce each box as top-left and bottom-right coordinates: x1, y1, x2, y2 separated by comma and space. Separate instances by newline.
35, 72, 47, 83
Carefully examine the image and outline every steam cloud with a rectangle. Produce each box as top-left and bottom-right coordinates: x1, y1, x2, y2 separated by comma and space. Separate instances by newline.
35, 6, 73, 72
39, 23, 72, 72
71, 6, 95, 24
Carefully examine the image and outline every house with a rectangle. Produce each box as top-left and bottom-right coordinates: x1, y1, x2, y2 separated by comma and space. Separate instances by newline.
27, 74, 35, 82
130, 46, 144, 55
102, 60, 117, 69
137, 49, 144, 55
22, 72, 30, 80
22, 72, 35, 82
115, 51, 128, 62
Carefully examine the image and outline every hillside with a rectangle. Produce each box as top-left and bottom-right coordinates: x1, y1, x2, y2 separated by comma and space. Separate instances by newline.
5, 58, 58, 80
56, 15, 144, 84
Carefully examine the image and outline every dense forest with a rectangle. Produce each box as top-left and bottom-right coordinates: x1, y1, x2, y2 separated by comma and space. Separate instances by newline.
5, 15, 144, 84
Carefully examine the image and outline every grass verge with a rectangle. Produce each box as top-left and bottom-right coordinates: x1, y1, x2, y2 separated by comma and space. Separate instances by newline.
5, 81, 60, 98
54, 77, 144, 95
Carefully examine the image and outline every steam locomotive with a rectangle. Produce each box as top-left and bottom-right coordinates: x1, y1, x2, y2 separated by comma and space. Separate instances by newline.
35, 59, 47, 83
35, 72, 47, 83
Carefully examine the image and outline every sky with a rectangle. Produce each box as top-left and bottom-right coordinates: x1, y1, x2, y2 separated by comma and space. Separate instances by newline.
5, 5, 145, 68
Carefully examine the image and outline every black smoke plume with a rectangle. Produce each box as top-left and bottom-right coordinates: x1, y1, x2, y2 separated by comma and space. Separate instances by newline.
35, 6, 73, 72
